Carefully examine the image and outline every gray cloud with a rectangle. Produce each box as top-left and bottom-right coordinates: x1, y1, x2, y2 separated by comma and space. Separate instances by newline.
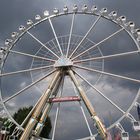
0, 0, 140, 139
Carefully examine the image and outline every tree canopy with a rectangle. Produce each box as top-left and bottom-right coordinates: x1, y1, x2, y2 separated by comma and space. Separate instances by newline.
1, 106, 52, 138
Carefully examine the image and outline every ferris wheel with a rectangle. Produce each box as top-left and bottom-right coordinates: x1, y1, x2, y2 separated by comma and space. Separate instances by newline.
0, 4, 140, 140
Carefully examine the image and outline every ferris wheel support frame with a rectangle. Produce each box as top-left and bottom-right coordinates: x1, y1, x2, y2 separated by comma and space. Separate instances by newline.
68, 69, 107, 139
19, 68, 107, 140
34, 74, 63, 136
19, 70, 61, 140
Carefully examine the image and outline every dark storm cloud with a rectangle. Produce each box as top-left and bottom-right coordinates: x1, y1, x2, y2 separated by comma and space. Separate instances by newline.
0, 0, 140, 139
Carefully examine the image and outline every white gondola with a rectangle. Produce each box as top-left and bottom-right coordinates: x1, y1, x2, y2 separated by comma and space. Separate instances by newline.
35, 15, 41, 20
18, 25, 25, 31
91, 5, 97, 13
120, 16, 126, 22
5, 39, 13, 46
0, 47, 8, 52
121, 132, 129, 140
136, 29, 140, 41
0, 50, 4, 60
82, 5, 88, 13
11, 32, 18, 38
117, 16, 126, 24
73, 4, 78, 13
100, 8, 108, 16
27, 19, 33, 25
43, 10, 49, 17
132, 121, 140, 131
108, 11, 117, 19
128, 21, 135, 33
135, 29, 140, 42
63, 5, 68, 14
53, 8, 59, 15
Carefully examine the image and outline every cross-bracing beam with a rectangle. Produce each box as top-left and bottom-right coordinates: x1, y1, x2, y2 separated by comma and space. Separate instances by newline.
19, 70, 61, 140
68, 69, 107, 140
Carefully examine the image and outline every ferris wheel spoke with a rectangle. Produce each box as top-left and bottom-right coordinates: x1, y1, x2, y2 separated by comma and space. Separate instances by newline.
52, 101, 60, 140
48, 18, 63, 56
80, 104, 93, 137
51, 39, 60, 54
0, 65, 53, 77
52, 74, 64, 140
27, 31, 60, 59
70, 36, 80, 54
71, 81, 93, 137
74, 65, 140, 83
71, 28, 124, 61
9, 50, 56, 62
60, 36, 64, 45
73, 70, 125, 114
73, 50, 140, 63
66, 13, 75, 57
69, 15, 101, 59
3, 69, 56, 103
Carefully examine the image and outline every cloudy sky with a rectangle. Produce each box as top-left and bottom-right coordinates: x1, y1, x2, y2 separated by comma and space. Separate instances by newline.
0, 0, 140, 140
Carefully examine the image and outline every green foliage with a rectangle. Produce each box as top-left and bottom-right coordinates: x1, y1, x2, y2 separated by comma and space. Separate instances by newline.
0, 106, 52, 138
13, 106, 52, 138
13, 106, 32, 125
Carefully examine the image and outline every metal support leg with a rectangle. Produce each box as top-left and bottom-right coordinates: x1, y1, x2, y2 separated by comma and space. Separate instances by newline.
19, 70, 61, 140
68, 69, 107, 140
34, 104, 51, 136
34, 76, 62, 136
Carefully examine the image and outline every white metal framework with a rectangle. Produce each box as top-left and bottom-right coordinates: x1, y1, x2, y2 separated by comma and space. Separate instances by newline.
0, 4, 140, 140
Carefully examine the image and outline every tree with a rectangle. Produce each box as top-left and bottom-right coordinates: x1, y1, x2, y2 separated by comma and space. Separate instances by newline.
13, 106, 32, 125
13, 106, 52, 138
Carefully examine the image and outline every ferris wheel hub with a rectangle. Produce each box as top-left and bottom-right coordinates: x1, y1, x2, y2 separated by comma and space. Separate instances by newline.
54, 55, 73, 68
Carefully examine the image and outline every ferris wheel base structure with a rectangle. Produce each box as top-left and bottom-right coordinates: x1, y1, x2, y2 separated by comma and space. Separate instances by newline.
19, 69, 107, 140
